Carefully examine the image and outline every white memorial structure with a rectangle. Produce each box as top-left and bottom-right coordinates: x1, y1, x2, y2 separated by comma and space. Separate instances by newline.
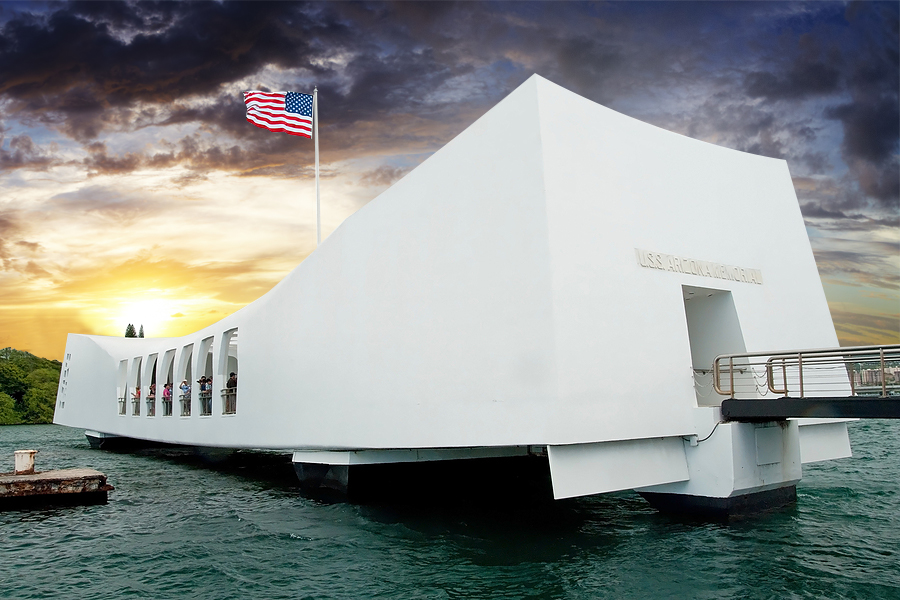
54, 75, 851, 515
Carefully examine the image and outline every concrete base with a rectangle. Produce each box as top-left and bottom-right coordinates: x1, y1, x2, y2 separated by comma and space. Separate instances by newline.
640, 484, 797, 520
293, 455, 554, 502
85, 431, 169, 451
0, 489, 110, 511
85, 431, 127, 450
293, 462, 350, 493
0, 468, 114, 511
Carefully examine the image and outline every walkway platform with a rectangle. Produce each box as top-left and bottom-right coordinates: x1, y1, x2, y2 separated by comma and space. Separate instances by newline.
722, 397, 900, 421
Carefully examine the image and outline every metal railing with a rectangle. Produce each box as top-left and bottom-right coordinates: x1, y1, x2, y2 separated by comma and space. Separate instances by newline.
180, 393, 191, 417
146, 395, 156, 417
199, 391, 212, 416
221, 388, 237, 415
162, 397, 173, 417
713, 344, 900, 399
118, 397, 126, 415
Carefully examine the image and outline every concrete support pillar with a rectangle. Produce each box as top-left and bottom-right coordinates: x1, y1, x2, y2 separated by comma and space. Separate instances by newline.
637, 417, 802, 518
293, 462, 350, 493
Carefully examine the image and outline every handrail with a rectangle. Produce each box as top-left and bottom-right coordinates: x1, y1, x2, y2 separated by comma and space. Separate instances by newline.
220, 387, 237, 415
713, 344, 900, 399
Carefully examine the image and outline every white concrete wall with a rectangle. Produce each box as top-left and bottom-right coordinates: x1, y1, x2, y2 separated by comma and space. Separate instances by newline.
55, 76, 845, 468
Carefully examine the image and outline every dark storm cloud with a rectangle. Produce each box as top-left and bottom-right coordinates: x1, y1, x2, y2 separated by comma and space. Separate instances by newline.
826, 95, 900, 205
741, 1, 899, 210
0, 2, 344, 138
799, 202, 899, 232
0, 2, 321, 100
825, 2, 899, 207
0, 1, 897, 219
0, 132, 54, 171
744, 33, 842, 100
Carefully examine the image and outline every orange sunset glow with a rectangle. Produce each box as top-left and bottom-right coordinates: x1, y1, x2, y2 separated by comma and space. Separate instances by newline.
1, 3, 897, 360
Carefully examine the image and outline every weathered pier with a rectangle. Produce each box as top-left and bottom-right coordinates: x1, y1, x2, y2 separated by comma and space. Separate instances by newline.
0, 451, 113, 510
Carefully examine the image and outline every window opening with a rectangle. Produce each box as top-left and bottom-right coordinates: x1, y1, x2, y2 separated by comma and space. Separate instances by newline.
146, 354, 158, 417
180, 348, 193, 417
132, 357, 142, 416
162, 349, 175, 417
117, 360, 128, 415
199, 339, 214, 416
221, 329, 238, 415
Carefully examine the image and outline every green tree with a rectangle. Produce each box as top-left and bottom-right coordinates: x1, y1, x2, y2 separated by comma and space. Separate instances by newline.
125, 323, 137, 337
22, 385, 56, 423
0, 348, 62, 424
27, 367, 59, 388
0, 361, 28, 403
138, 324, 144, 338
23, 367, 59, 423
0, 391, 21, 425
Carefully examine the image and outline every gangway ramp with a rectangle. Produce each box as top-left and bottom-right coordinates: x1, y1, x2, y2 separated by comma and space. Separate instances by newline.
710, 344, 900, 421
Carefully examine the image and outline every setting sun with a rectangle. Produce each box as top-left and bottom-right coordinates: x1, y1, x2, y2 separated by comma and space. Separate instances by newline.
108, 297, 181, 337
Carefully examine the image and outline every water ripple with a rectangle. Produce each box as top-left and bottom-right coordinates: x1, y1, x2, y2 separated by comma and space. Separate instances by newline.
2, 423, 899, 599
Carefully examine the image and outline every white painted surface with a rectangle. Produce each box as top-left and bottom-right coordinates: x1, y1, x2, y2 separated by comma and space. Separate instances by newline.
54, 75, 850, 499
640, 413, 802, 499
756, 425, 785, 466
548, 438, 689, 499
292, 446, 531, 466
14, 450, 37, 475
798, 422, 852, 464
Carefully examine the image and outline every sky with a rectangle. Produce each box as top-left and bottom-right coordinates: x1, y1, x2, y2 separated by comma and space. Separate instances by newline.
0, 1, 897, 360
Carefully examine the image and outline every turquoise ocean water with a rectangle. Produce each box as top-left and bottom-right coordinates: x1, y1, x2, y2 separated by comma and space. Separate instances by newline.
1, 422, 898, 599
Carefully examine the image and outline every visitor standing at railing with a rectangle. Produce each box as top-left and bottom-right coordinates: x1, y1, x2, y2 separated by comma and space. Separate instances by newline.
224, 372, 237, 414
180, 380, 190, 398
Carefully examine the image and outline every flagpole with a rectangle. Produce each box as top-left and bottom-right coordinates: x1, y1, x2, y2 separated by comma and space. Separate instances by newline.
314, 86, 320, 247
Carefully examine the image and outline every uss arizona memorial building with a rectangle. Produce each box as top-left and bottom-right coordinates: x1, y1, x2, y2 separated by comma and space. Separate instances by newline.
54, 76, 851, 512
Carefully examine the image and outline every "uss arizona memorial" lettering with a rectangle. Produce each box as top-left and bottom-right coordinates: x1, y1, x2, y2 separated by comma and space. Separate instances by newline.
635, 248, 763, 285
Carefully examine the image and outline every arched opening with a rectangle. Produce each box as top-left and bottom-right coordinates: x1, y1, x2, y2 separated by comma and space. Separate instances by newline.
179, 345, 193, 417
198, 337, 214, 416
145, 354, 158, 417
131, 357, 142, 416
219, 329, 238, 414
161, 349, 175, 416
117, 360, 128, 415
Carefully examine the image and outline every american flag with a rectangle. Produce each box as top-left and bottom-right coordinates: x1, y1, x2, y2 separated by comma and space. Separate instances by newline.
243, 91, 313, 138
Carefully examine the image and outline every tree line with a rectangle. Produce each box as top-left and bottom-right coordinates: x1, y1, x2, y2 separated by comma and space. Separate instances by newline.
0, 347, 62, 425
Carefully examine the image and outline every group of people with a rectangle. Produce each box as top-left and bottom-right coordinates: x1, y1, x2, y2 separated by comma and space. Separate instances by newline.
174, 372, 237, 397
197, 376, 213, 394
130, 375, 236, 402
132, 383, 174, 401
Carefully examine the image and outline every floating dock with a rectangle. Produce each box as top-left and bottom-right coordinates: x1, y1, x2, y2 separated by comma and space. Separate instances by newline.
0, 450, 113, 510
0, 468, 113, 510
